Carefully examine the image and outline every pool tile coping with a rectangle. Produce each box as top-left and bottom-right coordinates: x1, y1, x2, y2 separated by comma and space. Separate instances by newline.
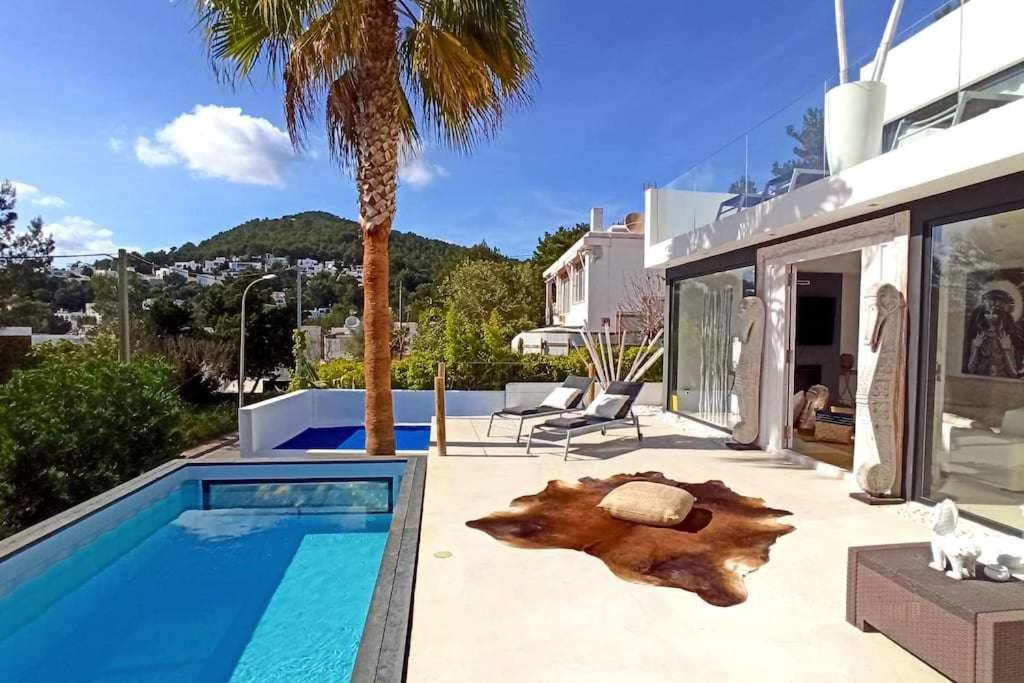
352, 454, 426, 683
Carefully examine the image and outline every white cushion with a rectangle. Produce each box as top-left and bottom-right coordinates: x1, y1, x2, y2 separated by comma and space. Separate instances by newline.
541, 387, 581, 409
584, 393, 628, 419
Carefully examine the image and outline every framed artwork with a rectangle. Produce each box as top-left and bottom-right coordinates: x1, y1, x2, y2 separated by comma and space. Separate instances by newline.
961, 268, 1024, 379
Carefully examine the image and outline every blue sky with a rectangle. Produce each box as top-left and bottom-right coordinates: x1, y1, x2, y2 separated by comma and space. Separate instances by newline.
2, 0, 948, 259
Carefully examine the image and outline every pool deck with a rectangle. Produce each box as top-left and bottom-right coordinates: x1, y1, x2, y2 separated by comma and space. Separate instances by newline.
408, 413, 947, 682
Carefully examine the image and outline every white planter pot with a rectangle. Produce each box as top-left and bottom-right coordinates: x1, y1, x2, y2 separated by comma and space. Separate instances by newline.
825, 80, 887, 174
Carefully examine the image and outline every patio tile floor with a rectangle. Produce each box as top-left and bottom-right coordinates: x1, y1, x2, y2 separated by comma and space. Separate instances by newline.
408, 415, 946, 682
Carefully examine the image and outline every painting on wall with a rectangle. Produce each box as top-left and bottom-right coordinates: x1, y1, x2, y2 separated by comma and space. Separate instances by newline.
961, 268, 1024, 379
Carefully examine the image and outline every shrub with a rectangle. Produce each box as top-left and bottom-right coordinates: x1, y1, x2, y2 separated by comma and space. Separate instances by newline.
181, 402, 237, 448
319, 358, 366, 388
316, 346, 662, 392
0, 347, 183, 533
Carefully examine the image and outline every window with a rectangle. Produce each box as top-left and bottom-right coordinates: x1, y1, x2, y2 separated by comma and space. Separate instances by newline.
921, 206, 1024, 534
571, 265, 585, 304
667, 265, 756, 429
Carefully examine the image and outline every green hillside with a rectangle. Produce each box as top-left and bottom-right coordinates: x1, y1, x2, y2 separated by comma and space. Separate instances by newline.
144, 211, 504, 294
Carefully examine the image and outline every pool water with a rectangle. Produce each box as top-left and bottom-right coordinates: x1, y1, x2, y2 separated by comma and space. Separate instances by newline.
276, 425, 431, 451
0, 479, 392, 682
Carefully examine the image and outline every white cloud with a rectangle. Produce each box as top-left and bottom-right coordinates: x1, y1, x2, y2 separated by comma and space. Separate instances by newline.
45, 216, 139, 256
134, 104, 296, 186
107, 137, 125, 154
398, 144, 449, 188
134, 136, 178, 166
12, 181, 69, 208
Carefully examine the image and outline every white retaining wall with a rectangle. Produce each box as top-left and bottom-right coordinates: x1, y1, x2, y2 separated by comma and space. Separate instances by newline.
240, 384, 661, 456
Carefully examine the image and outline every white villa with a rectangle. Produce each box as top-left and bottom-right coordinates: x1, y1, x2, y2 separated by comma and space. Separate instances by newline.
513, 208, 648, 355
646, 0, 1024, 535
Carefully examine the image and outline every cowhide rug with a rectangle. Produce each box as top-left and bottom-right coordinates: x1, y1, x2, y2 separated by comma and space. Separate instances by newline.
466, 472, 793, 606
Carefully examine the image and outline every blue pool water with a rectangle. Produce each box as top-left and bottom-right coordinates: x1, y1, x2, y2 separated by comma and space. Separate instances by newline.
0, 479, 393, 682
277, 424, 431, 451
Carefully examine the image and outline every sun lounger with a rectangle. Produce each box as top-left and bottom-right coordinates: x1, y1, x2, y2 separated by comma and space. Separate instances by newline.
526, 381, 644, 460
486, 374, 593, 442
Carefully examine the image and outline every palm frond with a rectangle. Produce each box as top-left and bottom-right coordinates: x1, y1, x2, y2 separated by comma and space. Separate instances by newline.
404, 0, 535, 152
193, 0, 334, 83
284, 2, 366, 150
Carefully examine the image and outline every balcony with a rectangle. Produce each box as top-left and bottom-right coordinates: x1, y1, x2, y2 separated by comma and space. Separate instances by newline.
647, 0, 1024, 256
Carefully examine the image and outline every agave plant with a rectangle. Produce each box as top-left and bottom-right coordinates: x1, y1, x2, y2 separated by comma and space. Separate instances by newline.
193, 0, 535, 453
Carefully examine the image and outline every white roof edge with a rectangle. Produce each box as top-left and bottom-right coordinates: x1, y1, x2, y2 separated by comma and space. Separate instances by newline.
543, 231, 644, 279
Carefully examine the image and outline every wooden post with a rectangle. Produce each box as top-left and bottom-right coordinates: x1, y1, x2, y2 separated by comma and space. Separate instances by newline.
435, 362, 447, 456
587, 363, 597, 401
117, 248, 131, 363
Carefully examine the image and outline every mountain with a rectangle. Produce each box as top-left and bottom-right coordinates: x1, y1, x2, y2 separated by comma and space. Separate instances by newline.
146, 211, 506, 292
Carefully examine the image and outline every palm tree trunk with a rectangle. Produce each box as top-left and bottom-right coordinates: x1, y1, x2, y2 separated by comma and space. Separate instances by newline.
357, 0, 401, 455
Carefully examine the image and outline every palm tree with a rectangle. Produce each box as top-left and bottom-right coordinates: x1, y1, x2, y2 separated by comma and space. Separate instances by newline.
194, 0, 535, 454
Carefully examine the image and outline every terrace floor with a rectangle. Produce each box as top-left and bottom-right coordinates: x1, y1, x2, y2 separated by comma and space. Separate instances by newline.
408, 413, 946, 682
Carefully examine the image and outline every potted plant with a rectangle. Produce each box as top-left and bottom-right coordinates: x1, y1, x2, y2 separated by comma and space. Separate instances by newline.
825, 0, 905, 174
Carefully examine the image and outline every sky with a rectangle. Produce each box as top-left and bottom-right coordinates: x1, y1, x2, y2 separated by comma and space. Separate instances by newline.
1, 0, 950, 260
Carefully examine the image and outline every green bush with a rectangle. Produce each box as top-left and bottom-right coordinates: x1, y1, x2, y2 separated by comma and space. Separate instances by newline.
319, 358, 366, 388
316, 346, 662, 392
181, 402, 237, 448
0, 346, 184, 534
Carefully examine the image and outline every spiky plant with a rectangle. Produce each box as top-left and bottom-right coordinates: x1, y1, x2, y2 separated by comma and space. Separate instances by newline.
194, 0, 535, 453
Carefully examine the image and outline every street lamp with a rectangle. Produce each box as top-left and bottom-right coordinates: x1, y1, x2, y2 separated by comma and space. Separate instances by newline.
239, 273, 278, 410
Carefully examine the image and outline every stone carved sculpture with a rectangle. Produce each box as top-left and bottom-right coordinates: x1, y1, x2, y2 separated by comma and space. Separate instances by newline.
797, 385, 829, 431
732, 297, 765, 445
929, 499, 981, 580
856, 283, 906, 497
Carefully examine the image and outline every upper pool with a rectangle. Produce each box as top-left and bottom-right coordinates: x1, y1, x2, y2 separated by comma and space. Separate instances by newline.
276, 425, 431, 452
0, 460, 418, 682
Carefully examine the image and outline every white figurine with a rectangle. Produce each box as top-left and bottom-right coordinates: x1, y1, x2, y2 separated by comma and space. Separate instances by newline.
929, 499, 980, 580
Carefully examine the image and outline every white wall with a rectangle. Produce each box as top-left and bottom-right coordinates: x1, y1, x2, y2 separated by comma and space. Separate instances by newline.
860, 0, 1024, 122
240, 389, 506, 456
240, 390, 314, 455
585, 234, 647, 328
240, 384, 660, 456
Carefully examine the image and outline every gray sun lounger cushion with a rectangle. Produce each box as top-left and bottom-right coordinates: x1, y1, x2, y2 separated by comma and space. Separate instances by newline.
544, 415, 606, 430
498, 404, 561, 417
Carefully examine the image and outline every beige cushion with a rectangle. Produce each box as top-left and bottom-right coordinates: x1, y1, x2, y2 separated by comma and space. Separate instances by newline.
597, 481, 695, 527
584, 393, 627, 419
541, 386, 581, 409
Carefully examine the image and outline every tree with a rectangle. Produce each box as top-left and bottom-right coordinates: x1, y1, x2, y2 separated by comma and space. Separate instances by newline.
531, 223, 588, 270
148, 297, 193, 337
618, 272, 666, 339
438, 259, 543, 334
195, 1, 535, 454
770, 107, 825, 178
0, 180, 58, 332
728, 177, 758, 195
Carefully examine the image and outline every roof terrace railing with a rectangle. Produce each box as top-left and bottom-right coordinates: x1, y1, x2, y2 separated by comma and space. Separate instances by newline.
653, 0, 1023, 245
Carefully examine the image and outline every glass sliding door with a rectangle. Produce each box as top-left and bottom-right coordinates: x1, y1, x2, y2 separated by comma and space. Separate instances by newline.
668, 265, 755, 429
921, 206, 1024, 534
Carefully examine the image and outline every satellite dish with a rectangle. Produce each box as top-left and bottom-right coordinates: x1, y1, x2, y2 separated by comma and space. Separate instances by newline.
344, 316, 361, 329
624, 212, 644, 233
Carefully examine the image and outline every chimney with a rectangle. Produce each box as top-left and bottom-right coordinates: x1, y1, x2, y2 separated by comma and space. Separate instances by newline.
589, 207, 604, 233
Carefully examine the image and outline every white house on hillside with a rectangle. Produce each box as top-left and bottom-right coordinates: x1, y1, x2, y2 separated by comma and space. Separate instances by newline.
512, 208, 649, 355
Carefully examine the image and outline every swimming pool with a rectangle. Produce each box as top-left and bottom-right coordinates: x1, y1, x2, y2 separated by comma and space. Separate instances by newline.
276, 425, 431, 452
0, 459, 423, 682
